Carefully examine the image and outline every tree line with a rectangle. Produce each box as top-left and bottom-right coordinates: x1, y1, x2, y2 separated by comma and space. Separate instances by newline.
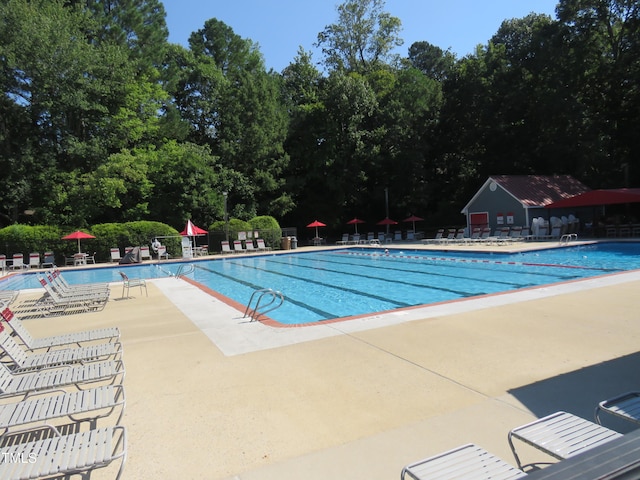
1, 0, 638, 236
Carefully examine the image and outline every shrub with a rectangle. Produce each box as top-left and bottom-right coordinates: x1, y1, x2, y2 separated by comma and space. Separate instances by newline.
249, 216, 281, 249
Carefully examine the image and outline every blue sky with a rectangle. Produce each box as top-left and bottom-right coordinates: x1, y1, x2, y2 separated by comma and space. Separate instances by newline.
162, 0, 559, 72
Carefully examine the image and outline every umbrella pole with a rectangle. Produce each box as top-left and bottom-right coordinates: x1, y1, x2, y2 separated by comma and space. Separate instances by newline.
77, 239, 81, 254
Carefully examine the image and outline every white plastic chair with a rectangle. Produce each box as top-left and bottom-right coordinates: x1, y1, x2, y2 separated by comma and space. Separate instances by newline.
119, 271, 147, 299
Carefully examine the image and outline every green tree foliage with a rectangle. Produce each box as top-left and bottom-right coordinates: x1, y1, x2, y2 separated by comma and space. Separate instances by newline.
316, 0, 403, 72
1, 0, 639, 239
556, 0, 640, 186
407, 41, 456, 81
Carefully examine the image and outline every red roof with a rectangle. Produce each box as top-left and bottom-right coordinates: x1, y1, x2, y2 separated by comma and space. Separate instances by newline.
545, 188, 640, 209
491, 175, 590, 207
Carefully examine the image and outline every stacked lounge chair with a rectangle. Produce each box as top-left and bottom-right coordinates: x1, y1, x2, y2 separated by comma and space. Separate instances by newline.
11, 271, 110, 318
0, 305, 127, 479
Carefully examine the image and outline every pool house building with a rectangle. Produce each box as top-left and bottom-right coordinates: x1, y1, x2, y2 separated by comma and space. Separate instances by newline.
461, 175, 590, 234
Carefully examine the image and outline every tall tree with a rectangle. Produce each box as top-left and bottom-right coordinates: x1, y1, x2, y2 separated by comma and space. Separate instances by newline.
316, 0, 403, 73
407, 41, 456, 81
186, 19, 291, 218
556, 0, 640, 187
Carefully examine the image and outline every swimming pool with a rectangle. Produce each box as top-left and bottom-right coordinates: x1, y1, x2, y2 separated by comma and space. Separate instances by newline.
2, 242, 639, 325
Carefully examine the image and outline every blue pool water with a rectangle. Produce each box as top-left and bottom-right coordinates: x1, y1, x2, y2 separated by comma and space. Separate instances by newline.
2, 243, 639, 325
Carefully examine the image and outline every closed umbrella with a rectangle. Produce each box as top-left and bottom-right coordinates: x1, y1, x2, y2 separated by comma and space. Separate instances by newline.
346, 217, 365, 234
61, 230, 96, 254
179, 220, 207, 236
306, 220, 326, 239
180, 220, 208, 255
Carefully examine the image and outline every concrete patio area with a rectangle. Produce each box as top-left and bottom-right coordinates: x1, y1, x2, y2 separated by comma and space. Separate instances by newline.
13, 242, 640, 479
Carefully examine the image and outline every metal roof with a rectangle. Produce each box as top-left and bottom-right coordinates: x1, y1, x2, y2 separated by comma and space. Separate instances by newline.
490, 175, 590, 207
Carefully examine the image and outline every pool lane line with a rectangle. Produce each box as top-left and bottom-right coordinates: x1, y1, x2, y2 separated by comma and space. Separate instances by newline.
262, 257, 493, 297
193, 264, 336, 320
293, 253, 547, 289
212, 259, 419, 309
332, 250, 617, 274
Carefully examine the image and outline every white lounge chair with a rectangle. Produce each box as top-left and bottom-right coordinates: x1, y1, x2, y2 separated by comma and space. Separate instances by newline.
221, 241, 233, 254
0, 323, 121, 372
595, 391, 640, 427
140, 246, 152, 260
401, 443, 527, 480
0, 358, 124, 400
0, 424, 127, 479
256, 239, 272, 251
38, 275, 108, 308
110, 248, 121, 262
9, 254, 26, 270
0, 306, 120, 350
233, 240, 245, 253
245, 241, 257, 252
508, 411, 622, 469
0, 384, 125, 433
49, 269, 109, 294
336, 233, 349, 245
157, 245, 170, 259
422, 229, 444, 244
28, 253, 40, 269
40, 252, 55, 268
119, 271, 147, 299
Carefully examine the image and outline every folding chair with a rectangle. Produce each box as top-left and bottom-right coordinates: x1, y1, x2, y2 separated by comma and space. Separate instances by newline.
119, 271, 147, 299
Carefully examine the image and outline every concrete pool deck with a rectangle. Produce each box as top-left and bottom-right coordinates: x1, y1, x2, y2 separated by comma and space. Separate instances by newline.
10, 241, 640, 479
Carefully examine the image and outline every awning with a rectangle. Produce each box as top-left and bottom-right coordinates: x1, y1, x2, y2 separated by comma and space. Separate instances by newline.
545, 188, 640, 209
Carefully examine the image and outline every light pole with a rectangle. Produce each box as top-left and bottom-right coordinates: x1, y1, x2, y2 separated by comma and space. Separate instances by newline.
384, 187, 390, 235
223, 191, 229, 243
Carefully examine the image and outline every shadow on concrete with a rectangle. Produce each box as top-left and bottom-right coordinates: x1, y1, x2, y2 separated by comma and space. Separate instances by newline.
509, 351, 640, 433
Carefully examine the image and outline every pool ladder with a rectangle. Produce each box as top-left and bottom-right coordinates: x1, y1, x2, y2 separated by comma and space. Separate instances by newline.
244, 288, 284, 321
559, 234, 578, 245
175, 263, 195, 278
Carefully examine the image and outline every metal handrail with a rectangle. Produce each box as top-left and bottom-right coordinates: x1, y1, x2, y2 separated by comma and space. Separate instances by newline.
175, 264, 195, 278
244, 288, 284, 321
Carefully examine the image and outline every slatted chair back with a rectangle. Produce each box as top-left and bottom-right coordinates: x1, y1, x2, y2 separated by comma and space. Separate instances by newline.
1, 307, 36, 348
0, 323, 28, 367
0, 362, 13, 393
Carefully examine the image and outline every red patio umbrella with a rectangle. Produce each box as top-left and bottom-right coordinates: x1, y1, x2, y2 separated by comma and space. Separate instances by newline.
377, 217, 398, 234
346, 217, 365, 233
403, 214, 424, 232
306, 220, 326, 238
61, 230, 96, 254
